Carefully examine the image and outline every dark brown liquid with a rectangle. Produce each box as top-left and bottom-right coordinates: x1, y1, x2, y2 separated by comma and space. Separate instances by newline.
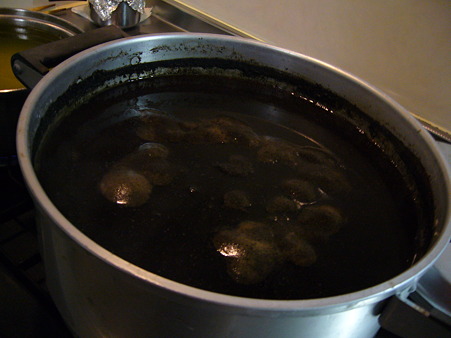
36, 75, 419, 299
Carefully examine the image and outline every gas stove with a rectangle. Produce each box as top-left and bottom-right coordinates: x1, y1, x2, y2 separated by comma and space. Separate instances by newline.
0, 2, 449, 337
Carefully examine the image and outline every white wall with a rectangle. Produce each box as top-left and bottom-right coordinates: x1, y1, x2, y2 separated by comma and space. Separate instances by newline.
167, 0, 451, 132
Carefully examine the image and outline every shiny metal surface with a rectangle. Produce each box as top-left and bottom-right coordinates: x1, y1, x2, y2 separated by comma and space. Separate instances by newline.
414, 115, 451, 144
417, 243, 451, 320
89, 2, 141, 29
50, 0, 238, 37
16, 33, 451, 337
151, 0, 259, 38
0, 7, 84, 159
37, 208, 385, 337
0, 7, 83, 93
0, 7, 83, 36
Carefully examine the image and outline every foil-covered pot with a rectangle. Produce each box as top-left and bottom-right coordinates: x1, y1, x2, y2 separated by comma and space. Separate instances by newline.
89, 0, 144, 29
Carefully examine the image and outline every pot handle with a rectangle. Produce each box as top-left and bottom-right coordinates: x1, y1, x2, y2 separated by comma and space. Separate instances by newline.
379, 289, 451, 337
11, 25, 128, 89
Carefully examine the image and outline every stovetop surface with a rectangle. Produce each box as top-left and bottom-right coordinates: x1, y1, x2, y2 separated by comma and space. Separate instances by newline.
0, 2, 449, 337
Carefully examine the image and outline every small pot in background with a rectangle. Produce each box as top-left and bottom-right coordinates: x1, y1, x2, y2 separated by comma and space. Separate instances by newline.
0, 8, 82, 161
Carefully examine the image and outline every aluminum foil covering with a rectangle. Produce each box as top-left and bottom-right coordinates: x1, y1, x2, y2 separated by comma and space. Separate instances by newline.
89, 0, 145, 21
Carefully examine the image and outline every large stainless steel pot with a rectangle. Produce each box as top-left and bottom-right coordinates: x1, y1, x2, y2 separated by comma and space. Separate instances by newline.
15, 33, 451, 337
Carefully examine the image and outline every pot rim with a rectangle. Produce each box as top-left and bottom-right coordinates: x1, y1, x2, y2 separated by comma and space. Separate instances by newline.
16, 33, 451, 313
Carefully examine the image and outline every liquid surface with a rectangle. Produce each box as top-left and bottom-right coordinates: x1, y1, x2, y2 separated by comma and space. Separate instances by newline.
36, 75, 418, 299
0, 27, 65, 90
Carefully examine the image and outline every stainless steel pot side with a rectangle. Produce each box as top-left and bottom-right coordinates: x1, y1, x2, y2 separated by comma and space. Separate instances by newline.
16, 34, 451, 338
